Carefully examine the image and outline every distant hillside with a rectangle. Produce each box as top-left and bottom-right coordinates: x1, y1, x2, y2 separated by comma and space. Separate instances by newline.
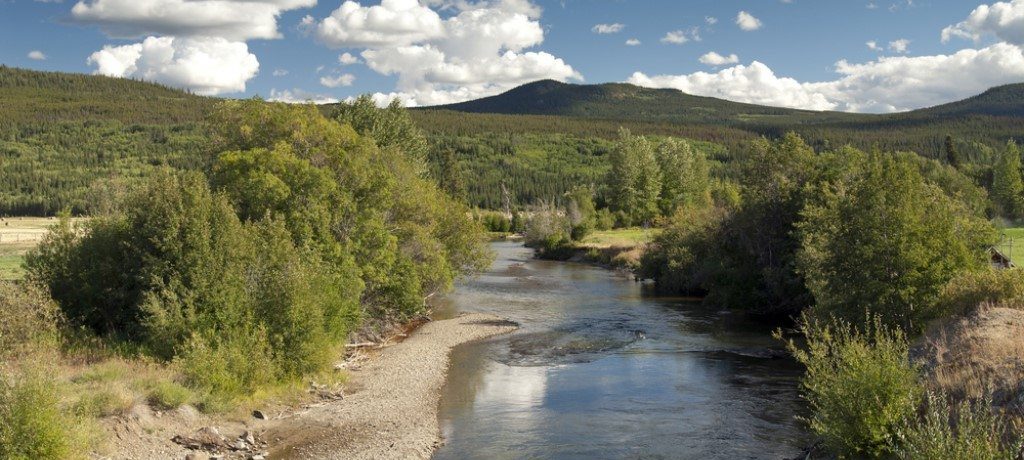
416, 79, 1024, 162
914, 83, 1024, 118
429, 79, 846, 124
0, 65, 212, 128
428, 79, 1024, 124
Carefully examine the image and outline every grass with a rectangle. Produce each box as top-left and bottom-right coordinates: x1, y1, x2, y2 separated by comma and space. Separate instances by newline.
578, 228, 658, 249
995, 227, 1024, 266
0, 217, 88, 280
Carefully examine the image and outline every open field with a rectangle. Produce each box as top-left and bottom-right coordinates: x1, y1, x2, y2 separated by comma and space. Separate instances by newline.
579, 228, 658, 249
995, 227, 1024, 266
0, 217, 86, 280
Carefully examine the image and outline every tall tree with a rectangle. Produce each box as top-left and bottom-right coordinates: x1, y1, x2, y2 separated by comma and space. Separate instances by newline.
944, 134, 960, 168
606, 129, 662, 226
798, 151, 995, 331
991, 140, 1024, 219
656, 137, 710, 215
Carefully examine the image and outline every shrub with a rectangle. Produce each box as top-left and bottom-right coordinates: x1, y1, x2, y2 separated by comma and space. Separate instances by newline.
898, 393, 1024, 460
639, 205, 722, 295
782, 316, 921, 457
72, 383, 134, 417
0, 282, 62, 358
0, 364, 88, 459
146, 380, 192, 410
937, 268, 1024, 316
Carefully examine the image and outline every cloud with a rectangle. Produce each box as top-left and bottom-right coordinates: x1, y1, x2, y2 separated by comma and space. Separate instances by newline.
736, 11, 762, 31
272, 68, 289, 76
628, 42, 1024, 113
889, 38, 910, 53
625, 38, 641, 46
661, 28, 699, 45
70, 0, 314, 41
315, 0, 445, 48
591, 23, 624, 34
320, 73, 356, 87
268, 88, 340, 104
699, 52, 739, 66
87, 36, 259, 95
308, 0, 580, 106
338, 52, 361, 65
942, 0, 1024, 46
27, 50, 47, 60
866, 40, 882, 51
705, 16, 717, 25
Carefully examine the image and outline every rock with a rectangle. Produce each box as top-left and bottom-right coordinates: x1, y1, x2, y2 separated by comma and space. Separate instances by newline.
252, 410, 268, 420
234, 440, 247, 450
172, 426, 228, 451
184, 453, 209, 460
242, 431, 256, 445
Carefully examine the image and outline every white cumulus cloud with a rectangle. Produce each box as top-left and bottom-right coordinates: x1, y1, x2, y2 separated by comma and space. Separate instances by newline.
592, 23, 624, 34
699, 52, 739, 66
308, 0, 580, 106
889, 38, 911, 53
268, 88, 341, 104
625, 38, 641, 46
338, 52, 361, 65
942, 0, 1024, 46
736, 11, 762, 31
320, 73, 356, 88
315, 0, 445, 48
27, 50, 47, 60
70, 0, 314, 41
628, 42, 1024, 113
87, 36, 259, 95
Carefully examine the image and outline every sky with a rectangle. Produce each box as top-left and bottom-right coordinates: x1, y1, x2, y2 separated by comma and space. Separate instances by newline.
2, 0, 1024, 112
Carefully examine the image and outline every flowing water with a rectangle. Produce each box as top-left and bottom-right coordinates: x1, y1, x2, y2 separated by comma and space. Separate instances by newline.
431, 242, 809, 460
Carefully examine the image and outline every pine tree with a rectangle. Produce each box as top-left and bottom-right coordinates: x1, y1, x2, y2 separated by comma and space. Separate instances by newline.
991, 140, 1024, 219
944, 135, 960, 168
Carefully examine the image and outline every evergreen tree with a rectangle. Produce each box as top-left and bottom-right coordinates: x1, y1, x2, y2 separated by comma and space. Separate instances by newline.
944, 135, 960, 168
991, 140, 1024, 219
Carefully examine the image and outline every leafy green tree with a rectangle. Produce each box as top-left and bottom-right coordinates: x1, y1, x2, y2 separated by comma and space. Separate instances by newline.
655, 137, 710, 215
333, 96, 429, 163
991, 140, 1024, 219
606, 129, 662, 226
798, 151, 995, 331
706, 133, 818, 315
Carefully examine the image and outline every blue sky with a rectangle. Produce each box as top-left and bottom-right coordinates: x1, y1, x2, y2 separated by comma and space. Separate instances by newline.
2, 0, 1024, 112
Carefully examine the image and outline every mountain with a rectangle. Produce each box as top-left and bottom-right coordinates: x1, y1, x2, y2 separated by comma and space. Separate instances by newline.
427, 79, 1024, 124
427, 79, 840, 124
0, 65, 213, 128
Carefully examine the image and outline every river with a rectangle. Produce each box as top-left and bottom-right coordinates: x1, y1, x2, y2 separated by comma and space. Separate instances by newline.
430, 242, 809, 459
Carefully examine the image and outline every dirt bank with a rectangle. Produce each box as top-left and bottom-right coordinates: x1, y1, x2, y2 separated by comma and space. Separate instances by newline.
101, 313, 517, 460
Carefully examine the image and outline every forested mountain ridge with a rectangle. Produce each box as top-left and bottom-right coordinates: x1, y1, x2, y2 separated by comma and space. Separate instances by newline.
2, 65, 1023, 214
426, 78, 1024, 124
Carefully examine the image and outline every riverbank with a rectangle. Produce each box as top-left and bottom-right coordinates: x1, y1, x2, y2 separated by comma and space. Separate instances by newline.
100, 313, 517, 459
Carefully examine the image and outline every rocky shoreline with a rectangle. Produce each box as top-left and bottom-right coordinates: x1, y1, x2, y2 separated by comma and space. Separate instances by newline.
102, 313, 517, 459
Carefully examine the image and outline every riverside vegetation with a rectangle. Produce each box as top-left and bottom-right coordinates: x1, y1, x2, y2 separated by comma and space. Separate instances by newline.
518, 129, 1024, 458
4, 66, 1024, 458
0, 98, 489, 458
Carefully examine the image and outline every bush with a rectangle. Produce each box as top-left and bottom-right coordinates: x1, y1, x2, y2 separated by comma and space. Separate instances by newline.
640, 205, 722, 295
0, 282, 62, 358
782, 316, 921, 457
898, 393, 1024, 460
72, 383, 134, 417
146, 380, 193, 410
0, 365, 88, 459
937, 268, 1024, 316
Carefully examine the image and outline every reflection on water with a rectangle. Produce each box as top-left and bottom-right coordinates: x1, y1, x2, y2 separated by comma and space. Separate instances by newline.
432, 242, 808, 460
